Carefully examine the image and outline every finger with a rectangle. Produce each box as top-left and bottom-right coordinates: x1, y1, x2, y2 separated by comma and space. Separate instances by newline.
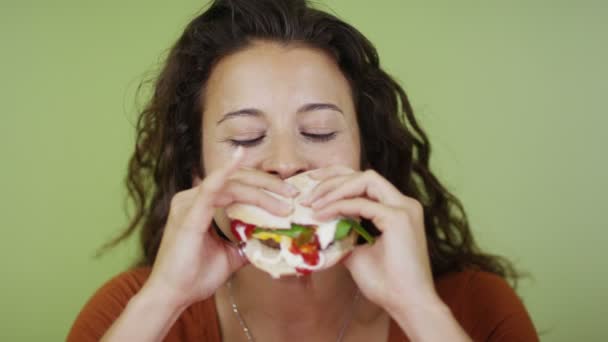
311, 170, 403, 209
314, 197, 400, 232
225, 242, 249, 272
210, 227, 250, 271
308, 165, 355, 181
214, 180, 293, 216
301, 166, 356, 205
183, 147, 245, 230
342, 242, 374, 270
300, 174, 353, 206
201, 147, 246, 197
230, 168, 299, 198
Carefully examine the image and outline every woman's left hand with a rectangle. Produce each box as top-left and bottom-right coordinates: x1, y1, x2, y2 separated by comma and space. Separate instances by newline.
302, 166, 441, 315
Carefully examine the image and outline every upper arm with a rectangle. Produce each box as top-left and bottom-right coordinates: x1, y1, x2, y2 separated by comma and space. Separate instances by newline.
464, 271, 539, 342
66, 269, 149, 341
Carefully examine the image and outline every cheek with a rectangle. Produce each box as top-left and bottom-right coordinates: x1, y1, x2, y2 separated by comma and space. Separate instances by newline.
308, 139, 361, 171
333, 126, 361, 170
201, 132, 233, 176
201, 129, 214, 175
202, 137, 264, 178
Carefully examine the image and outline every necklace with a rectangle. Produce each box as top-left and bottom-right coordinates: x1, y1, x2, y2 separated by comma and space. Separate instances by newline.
226, 278, 361, 342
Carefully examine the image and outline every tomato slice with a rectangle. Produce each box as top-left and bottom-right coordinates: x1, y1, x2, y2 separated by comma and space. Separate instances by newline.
290, 235, 320, 266
230, 219, 256, 241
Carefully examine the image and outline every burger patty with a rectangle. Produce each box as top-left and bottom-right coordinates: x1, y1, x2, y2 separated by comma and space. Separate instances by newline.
258, 234, 344, 250
260, 238, 281, 249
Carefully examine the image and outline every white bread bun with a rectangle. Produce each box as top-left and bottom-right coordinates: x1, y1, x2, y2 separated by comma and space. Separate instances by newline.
225, 190, 292, 229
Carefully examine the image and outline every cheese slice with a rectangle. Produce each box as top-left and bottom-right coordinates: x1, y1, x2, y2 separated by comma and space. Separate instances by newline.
252, 231, 283, 243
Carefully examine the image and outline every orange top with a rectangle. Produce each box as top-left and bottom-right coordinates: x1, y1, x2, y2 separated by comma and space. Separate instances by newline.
67, 267, 538, 341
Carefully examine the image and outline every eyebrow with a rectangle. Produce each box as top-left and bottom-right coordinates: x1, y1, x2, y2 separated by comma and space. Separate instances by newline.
216, 108, 263, 125
216, 102, 343, 125
297, 102, 343, 115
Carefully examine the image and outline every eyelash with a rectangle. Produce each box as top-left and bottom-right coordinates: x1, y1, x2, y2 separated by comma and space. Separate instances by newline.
228, 132, 337, 147
229, 135, 265, 148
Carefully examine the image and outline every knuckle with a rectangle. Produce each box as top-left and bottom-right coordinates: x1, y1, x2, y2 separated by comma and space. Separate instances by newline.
353, 197, 366, 206
169, 191, 185, 209
225, 173, 239, 184
408, 198, 424, 215
198, 179, 213, 195
233, 169, 256, 184
218, 182, 238, 201
258, 195, 279, 212
393, 208, 414, 227
399, 199, 424, 225
363, 169, 378, 179
270, 195, 288, 208
168, 191, 191, 221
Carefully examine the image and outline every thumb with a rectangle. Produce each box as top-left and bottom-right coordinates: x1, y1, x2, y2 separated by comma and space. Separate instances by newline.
209, 224, 249, 272
225, 242, 249, 273
342, 243, 371, 271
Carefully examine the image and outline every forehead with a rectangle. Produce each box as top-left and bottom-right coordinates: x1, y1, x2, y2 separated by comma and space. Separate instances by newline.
202, 40, 355, 123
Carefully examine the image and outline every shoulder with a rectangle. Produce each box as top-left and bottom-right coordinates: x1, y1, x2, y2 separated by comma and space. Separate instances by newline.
436, 269, 517, 306
67, 267, 220, 342
435, 269, 539, 341
66, 267, 152, 341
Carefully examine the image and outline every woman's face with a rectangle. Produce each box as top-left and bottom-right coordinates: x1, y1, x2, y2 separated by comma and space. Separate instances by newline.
201, 40, 361, 236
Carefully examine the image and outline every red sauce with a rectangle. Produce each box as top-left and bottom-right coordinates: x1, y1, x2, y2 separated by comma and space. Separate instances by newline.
290, 235, 320, 266
295, 267, 312, 276
230, 219, 256, 241
301, 251, 320, 266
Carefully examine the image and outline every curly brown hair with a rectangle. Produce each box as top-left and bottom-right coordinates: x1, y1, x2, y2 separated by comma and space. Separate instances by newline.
102, 0, 520, 286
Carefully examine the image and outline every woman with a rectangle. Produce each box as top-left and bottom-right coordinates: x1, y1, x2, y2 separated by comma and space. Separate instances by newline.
68, 0, 538, 341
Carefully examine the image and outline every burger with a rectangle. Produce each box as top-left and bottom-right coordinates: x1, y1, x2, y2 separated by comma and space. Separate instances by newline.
226, 170, 374, 278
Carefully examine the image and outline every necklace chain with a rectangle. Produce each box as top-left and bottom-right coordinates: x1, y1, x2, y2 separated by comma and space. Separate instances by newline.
227, 278, 360, 342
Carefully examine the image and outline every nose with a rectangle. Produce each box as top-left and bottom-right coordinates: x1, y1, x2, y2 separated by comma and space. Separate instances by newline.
261, 135, 309, 179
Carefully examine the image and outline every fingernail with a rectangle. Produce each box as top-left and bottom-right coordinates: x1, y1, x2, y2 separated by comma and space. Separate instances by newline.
286, 184, 299, 196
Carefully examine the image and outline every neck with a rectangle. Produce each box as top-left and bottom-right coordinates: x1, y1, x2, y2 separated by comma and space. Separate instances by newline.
226, 265, 368, 340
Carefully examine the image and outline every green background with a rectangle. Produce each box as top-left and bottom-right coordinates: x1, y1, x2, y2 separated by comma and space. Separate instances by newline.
1, 0, 606, 340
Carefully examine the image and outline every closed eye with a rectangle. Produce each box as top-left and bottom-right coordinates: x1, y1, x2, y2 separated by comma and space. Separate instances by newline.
301, 132, 337, 142
228, 135, 265, 147
227, 132, 336, 147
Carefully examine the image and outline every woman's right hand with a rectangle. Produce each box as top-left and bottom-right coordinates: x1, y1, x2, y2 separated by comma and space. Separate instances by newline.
142, 147, 298, 309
